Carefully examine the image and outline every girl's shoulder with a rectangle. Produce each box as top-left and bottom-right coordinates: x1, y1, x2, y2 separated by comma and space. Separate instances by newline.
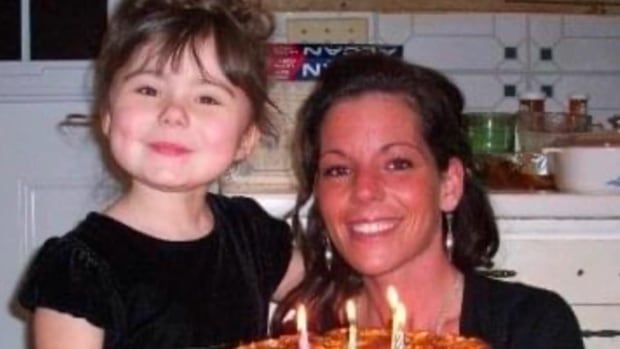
17, 213, 123, 329
208, 193, 288, 228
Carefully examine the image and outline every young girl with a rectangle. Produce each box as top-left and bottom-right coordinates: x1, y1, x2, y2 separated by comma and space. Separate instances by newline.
17, 0, 302, 348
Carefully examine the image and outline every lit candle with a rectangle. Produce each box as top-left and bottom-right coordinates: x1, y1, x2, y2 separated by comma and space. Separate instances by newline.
390, 302, 406, 349
386, 285, 400, 311
345, 299, 357, 349
296, 304, 310, 349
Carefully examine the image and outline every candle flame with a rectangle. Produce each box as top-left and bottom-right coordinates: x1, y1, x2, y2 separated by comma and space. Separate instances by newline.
386, 285, 400, 310
345, 299, 356, 323
296, 304, 307, 332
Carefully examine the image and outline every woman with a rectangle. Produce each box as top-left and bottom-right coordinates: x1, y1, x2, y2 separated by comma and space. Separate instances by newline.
271, 53, 583, 348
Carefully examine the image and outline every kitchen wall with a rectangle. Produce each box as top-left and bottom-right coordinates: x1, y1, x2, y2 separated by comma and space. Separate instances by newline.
270, 12, 620, 126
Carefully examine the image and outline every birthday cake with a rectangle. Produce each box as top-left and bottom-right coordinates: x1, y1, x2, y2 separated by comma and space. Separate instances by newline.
235, 328, 489, 349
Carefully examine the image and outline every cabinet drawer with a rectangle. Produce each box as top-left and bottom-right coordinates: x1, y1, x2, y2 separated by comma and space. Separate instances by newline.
574, 305, 620, 349
492, 236, 620, 303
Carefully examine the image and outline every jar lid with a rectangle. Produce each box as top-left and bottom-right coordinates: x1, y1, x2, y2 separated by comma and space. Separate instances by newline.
519, 91, 545, 100
569, 93, 589, 100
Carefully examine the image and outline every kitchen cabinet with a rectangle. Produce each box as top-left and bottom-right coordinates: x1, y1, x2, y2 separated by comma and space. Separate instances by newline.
490, 193, 620, 349
263, 0, 620, 14
0, 4, 116, 346
0, 101, 112, 348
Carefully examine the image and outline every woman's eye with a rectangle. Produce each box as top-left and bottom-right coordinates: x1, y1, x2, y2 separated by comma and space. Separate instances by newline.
199, 95, 221, 105
387, 158, 413, 171
136, 86, 158, 96
321, 165, 351, 178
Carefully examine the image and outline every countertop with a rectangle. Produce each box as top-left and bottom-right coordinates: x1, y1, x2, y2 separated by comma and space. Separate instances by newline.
248, 191, 620, 235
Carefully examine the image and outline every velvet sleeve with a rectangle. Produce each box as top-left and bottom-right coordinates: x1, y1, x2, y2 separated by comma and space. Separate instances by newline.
17, 236, 123, 332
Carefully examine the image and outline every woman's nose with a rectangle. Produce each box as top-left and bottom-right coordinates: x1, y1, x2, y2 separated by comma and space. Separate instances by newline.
159, 101, 189, 127
352, 170, 384, 202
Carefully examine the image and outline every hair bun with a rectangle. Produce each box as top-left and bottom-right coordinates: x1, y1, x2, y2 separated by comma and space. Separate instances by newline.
225, 0, 275, 41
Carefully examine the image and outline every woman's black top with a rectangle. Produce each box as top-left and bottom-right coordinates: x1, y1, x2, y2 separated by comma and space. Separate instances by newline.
461, 272, 585, 349
18, 194, 293, 349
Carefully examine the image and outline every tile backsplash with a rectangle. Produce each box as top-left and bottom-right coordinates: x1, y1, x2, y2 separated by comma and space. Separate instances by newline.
272, 12, 620, 126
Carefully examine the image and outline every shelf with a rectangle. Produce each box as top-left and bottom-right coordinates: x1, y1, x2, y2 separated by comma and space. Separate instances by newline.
264, 0, 620, 14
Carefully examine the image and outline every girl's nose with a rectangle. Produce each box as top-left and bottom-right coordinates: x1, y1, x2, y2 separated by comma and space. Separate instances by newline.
159, 101, 189, 127
352, 169, 385, 203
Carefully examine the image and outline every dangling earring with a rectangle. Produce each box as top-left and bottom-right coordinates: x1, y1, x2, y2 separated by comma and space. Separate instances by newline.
324, 234, 333, 271
445, 212, 455, 261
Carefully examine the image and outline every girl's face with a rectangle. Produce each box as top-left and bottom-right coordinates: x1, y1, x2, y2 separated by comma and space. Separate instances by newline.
102, 35, 257, 193
315, 92, 463, 278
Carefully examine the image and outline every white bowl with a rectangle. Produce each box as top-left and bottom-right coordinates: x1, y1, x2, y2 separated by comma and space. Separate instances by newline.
544, 146, 620, 194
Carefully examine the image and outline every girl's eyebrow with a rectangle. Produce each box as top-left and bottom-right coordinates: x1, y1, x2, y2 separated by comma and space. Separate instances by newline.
120, 69, 236, 97
197, 76, 235, 97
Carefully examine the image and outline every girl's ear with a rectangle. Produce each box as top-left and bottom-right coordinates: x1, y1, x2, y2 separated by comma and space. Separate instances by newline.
234, 124, 260, 161
439, 157, 465, 212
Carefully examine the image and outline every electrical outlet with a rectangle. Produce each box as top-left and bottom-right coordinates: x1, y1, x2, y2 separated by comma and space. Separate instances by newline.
286, 18, 369, 43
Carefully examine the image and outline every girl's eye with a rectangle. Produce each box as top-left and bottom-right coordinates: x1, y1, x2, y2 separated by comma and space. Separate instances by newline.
321, 165, 351, 178
387, 157, 413, 171
199, 95, 221, 105
136, 86, 158, 96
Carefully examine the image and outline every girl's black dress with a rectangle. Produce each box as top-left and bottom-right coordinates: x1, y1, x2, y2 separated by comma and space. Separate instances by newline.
18, 194, 293, 349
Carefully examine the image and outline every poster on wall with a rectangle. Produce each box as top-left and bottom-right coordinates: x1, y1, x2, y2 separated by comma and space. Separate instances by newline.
219, 44, 403, 194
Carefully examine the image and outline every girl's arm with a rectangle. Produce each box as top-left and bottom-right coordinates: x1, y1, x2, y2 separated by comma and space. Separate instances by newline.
272, 249, 304, 302
33, 308, 104, 349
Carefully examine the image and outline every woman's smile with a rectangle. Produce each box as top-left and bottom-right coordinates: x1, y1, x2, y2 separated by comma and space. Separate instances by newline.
348, 217, 401, 236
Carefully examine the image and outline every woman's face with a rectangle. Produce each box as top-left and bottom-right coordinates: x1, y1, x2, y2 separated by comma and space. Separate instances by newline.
315, 92, 463, 278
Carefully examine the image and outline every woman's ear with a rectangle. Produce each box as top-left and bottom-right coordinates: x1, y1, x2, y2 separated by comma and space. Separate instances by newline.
101, 112, 111, 137
234, 124, 260, 161
439, 157, 465, 212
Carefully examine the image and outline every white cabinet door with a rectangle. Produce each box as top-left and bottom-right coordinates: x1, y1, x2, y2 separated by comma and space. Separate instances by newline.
0, 102, 111, 348
493, 232, 620, 348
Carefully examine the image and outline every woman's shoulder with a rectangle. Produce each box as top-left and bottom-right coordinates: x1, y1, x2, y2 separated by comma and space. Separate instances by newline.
466, 271, 573, 312
463, 272, 584, 348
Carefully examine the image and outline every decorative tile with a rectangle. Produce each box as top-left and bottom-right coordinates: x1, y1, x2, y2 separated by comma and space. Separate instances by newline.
530, 74, 562, 110
504, 46, 518, 60
495, 14, 527, 44
529, 15, 563, 45
412, 14, 493, 36
403, 37, 503, 71
540, 47, 553, 61
376, 14, 412, 44
451, 73, 523, 112
541, 84, 554, 98
504, 84, 517, 97
563, 15, 620, 38
554, 38, 620, 72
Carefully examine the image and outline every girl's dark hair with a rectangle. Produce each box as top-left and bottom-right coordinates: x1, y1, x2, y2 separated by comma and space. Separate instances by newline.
91, 0, 275, 186
271, 53, 499, 334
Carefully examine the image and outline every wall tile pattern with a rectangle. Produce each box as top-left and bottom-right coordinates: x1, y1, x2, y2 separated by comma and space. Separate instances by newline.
273, 13, 620, 126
